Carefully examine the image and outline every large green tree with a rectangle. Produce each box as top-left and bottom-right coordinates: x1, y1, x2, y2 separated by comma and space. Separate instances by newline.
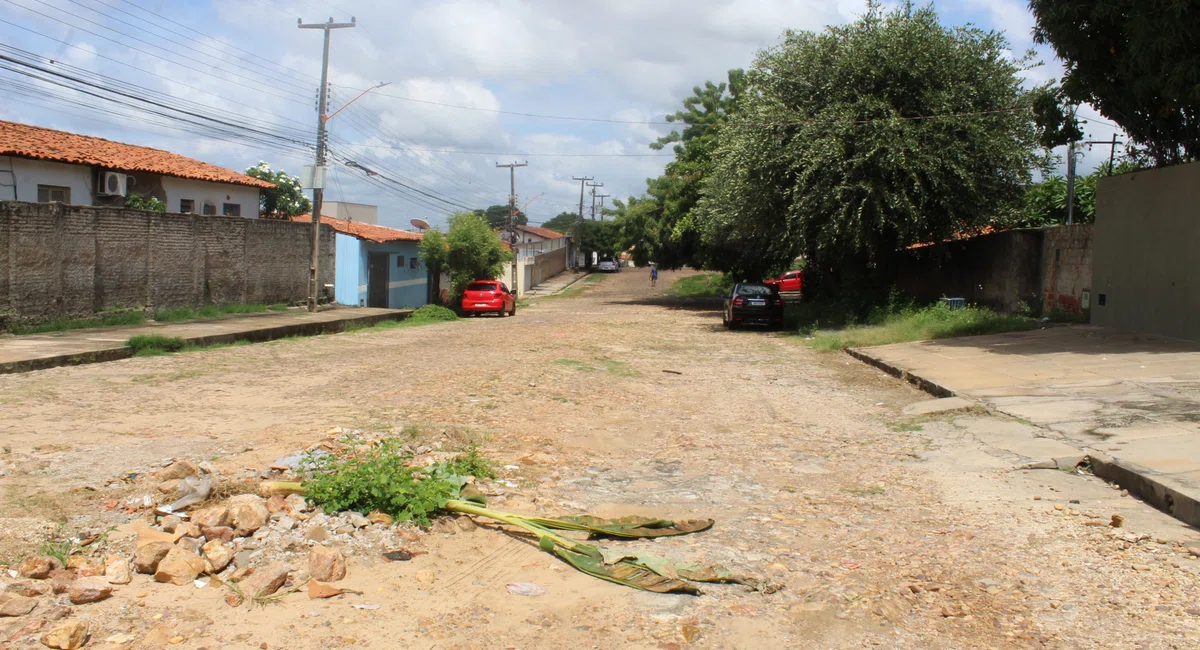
476, 205, 528, 228
1029, 0, 1200, 167
245, 162, 311, 218
695, 3, 1042, 293
445, 211, 513, 298
541, 211, 580, 235
646, 69, 746, 269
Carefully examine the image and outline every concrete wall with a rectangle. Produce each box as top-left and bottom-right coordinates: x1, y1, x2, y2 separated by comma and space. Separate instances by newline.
161, 176, 259, 217
1092, 162, 1200, 340
321, 201, 378, 225
1041, 224, 1093, 316
0, 200, 333, 328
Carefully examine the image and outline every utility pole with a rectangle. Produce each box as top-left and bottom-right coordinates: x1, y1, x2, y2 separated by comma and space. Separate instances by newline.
496, 161, 527, 291
1065, 139, 1078, 225
596, 194, 611, 221
571, 176, 593, 268
586, 181, 603, 220
298, 16, 355, 312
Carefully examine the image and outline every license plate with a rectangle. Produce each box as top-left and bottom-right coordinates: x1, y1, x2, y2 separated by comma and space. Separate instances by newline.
749, 299, 766, 306
475, 303, 487, 307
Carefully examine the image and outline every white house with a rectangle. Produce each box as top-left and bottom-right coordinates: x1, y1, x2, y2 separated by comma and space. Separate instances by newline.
0, 119, 273, 215
501, 224, 570, 296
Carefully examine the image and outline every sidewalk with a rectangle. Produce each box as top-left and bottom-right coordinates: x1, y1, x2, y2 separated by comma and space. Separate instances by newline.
523, 269, 590, 297
851, 326, 1200, 527
0, 307, 409, 374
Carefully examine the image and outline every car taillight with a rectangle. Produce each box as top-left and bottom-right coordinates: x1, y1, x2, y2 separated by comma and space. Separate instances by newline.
733, 297, 744, 307
773, 298, 783, 306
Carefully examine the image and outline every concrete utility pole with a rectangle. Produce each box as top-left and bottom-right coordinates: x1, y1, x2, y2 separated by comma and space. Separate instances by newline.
496, 161, 527, 291
1066, 136, 1126, 225
298, 16, 355, 312
586, 181, 603, 220
596, 194, 610, 221
571, 176, 593, 268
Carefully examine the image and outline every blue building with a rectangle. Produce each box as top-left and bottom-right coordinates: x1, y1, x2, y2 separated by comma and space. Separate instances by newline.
293, 215, 428, 308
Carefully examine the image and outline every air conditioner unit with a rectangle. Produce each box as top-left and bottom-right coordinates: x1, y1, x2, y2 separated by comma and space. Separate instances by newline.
97, 171, 128, 197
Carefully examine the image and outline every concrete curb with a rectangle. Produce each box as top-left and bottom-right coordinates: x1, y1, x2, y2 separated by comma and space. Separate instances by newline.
845, 347, 956, 398
0, 310, 411, 375
846, 345, 1200, 530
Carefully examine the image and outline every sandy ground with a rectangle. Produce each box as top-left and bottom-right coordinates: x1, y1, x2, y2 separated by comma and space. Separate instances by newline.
1, 268, 1198, 649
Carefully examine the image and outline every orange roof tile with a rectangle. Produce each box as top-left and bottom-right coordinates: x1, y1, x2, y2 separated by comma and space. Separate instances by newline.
289, 214, 422, 243
516, 224, 566, 239
906, 226, 1002, 250
0, 120, 275, 189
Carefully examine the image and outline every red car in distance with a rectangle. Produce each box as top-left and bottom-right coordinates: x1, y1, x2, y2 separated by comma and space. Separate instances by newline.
764, 270, 804, 293
461, 280, 516, 317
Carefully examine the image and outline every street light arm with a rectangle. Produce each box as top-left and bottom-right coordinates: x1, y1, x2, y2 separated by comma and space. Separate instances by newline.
324, 82, 391, 123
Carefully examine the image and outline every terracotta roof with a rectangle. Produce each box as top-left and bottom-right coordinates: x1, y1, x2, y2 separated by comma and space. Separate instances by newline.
289, 214, 423, 243
0, 120, 275, 189
906, 226, 1002, 250
516, 224, 566, 239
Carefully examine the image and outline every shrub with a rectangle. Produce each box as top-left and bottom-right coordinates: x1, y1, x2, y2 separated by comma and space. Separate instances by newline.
126, 334, 187, 356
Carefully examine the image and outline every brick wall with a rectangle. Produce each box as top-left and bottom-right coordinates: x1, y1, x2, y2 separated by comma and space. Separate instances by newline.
1041, 224, 1093, 316
0, 201, 334, 327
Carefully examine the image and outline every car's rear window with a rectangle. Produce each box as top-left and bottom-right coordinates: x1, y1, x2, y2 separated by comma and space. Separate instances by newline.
736, 284, 777, 297
467, 282, 496, 292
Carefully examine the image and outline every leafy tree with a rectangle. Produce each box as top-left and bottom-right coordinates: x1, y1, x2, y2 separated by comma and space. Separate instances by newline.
124, 194, 166, 212
542, 211, 580, 235
695, 2, 1042, 294
477, 205, 527, 229
246, 162, 310, 218
580, 219, 623, 259
445, 211, 513, 298
646, 69, 746, 269
1029, 0, 1200, 167
604, 197, 660, 267
418, 227, 449, 302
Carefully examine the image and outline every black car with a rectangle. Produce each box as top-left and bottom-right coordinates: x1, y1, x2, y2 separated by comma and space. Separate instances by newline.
723, 282, 784, 329
720, 281, 787, 328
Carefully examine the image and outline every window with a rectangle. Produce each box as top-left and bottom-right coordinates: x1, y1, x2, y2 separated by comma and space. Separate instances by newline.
37, 185, 70, 203
179, 199, 194, 213
409, 257, 420, 269
222, 203, 241, 217
202, 202, 217, 216
395, 256, 406, 268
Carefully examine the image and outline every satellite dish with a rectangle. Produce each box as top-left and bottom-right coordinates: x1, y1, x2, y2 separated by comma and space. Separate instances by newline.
411, 218, 430, 231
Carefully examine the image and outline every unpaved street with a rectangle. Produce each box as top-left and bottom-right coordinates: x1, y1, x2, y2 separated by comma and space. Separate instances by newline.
1, 269, 1198, 649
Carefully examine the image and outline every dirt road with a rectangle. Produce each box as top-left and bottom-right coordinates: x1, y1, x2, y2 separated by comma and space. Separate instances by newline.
1, 269, 1197, 649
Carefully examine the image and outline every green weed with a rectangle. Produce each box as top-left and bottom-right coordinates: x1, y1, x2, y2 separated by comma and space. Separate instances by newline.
127, 334, 186, 356
348, 304, 458, 332
803, 302, 1035, 351
665, 272, 732, 298
38, 539, 75, 566
446, 444, 496, 480
154, 303, 271, 322
11, 310, 145, 335
889, 422, 925, 432
552, 359, 639, 377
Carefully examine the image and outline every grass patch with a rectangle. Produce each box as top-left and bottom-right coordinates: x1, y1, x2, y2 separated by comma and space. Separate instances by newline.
10, 310, 145, 335
268, 303, 291, 312
127, 334, 186, 356
446, 444, 496, 480
803, 302, 1035, 351
889, 422, 925, 432
665, 272, 732, 299
552, 358, 639, 377
154, 303, 272, 322
348, 304, 458, 332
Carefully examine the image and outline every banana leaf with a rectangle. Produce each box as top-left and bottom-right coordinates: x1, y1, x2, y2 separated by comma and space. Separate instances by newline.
545, 538, 701, 594
529, 514, 715, 539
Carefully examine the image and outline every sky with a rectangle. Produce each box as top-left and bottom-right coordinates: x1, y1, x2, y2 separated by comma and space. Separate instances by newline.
0, 0, 1126, 231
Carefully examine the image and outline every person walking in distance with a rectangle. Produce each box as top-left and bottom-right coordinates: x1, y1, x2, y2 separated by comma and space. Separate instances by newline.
650, 265, 658, 287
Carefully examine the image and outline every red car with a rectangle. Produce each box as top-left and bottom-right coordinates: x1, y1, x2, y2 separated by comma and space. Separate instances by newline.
461, 280, 516, 317
764, 270, 804, 293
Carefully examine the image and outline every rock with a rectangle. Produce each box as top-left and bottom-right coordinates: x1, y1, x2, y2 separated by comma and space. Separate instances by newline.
415, 570, 435, 585
68, 577, 113, 604
239, 563, 289, 599
6, 581, 49, 597
454, 516, 477, 533
0, 593, 38, 617
191, 506, 232, 529
229, 495, 270, 536
266, 495, 288, 514
233, 550, 254, 569
40, 620, 88, 649
17, 556, 61, 579
157, 481, 182, 497
308, 546, 346, 582
334, 525, 355, 535
396, 528, 421, 542
155, 547, 205, 585
274, 516, 296, 531
201, 526, 236, 543
1110, 514, 1125, 528
202, 540, 233, 573
74, 560, 104, 578
176, 522, 202, 538
305, 526, 329, 543
48, 570, 77, 594
137, 528, 178, 549
1188, 547, 1200, 558
516, 452, 555, 466
176, 536, 205, 554
104, 556, 132, 585
367, 511, 393, 526
345, 512, 369, 528
155, 460, 199, 481
431, 519, 458, 535
45, 606, 73, 621
134, 542, 174, 574
285, 495, 310, 513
